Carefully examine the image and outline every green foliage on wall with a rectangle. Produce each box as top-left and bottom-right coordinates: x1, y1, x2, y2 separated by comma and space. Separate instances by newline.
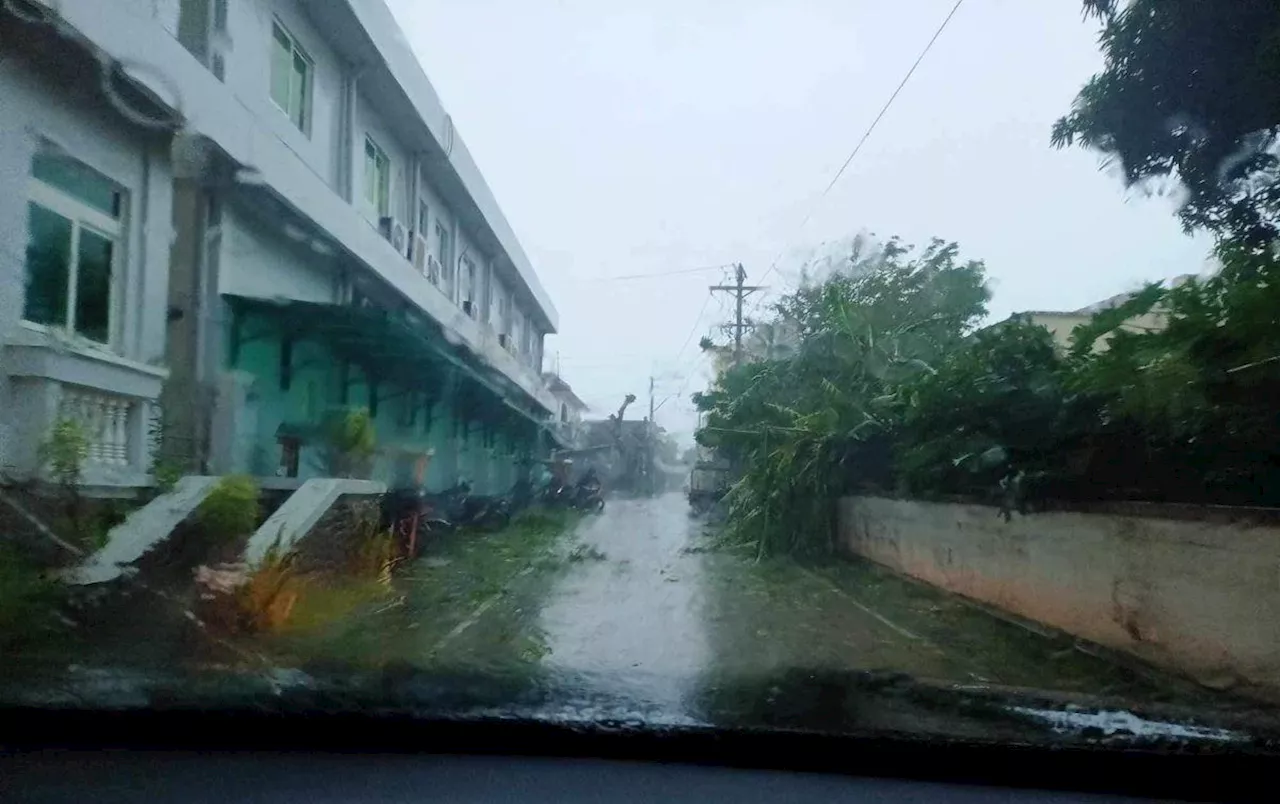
196, 475, 261, 540
697, 233, 1280, 556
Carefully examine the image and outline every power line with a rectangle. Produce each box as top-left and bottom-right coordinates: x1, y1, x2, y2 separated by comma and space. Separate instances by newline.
711, 264, 766, 366
644, 0, 972, 418
749, 0, 967, 304
583, 263, 733, 282
673, 290, 714, 365
653, 266, 742, 416
646, 291, 718, 420
659, 368, 701, 415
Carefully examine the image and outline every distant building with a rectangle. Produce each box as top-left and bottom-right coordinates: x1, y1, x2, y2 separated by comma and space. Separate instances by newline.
544, 373, 588, 448
1017, 275, 1197, 353
577, 415, 661, 493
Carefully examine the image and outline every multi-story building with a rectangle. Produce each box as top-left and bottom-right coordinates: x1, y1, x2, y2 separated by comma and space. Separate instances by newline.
1, 0, 561, 494
543, 373, 588, 449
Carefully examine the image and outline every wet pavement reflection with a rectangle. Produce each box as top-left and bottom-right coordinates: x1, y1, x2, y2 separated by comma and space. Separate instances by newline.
538, 493, 710, 719
3, 491, 1252, 744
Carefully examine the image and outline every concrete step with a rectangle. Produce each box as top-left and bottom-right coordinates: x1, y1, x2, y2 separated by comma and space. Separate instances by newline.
62, 476, 222, 585
244, 478, 385, 567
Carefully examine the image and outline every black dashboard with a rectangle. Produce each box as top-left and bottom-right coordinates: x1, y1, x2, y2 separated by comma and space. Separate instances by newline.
3, 750, 1153, 803
0, 709, 1263, 802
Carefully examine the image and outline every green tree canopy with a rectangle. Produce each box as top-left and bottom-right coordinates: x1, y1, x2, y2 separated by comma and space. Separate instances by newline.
1052, 0, 1280, 245
694, 236, 989, 555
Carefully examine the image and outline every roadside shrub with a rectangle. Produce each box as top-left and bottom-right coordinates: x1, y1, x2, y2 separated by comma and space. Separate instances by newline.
194, 547, 303, 634
237, 548, 302, 631
196, 475, 260, 539
321, 408, 377, 478
54, 500, 128, 553
152, 460, 185, 494
510, 507, 577, 535
39, 418, 88, 488
346, 500, 397, 583
700, 232, 1280, 558
0, 545, 59, 647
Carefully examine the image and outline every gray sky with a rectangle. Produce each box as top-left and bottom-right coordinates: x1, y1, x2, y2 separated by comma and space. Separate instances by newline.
386, 0, 1214, 442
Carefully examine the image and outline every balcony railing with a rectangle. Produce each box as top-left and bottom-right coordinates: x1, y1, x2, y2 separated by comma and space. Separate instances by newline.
59, 386, 136, 470
3, 335, 165, 486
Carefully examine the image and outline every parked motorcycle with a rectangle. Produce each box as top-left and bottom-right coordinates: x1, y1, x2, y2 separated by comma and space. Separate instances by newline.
437, 481, 512, 530
573, 484, 605, 513
573, 470, 605, 513
383, 487, 449, 558
543, 479, 605, 512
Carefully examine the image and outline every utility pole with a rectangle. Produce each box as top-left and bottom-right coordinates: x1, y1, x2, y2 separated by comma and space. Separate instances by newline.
710, 263, 766, 366
648, 375, 655, 422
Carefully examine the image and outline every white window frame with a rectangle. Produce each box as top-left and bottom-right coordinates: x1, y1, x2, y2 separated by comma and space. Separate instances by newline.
417, 200, 430, 236
509, 310, 523, 354
493, 283, 509, 333
364, 136, 391, 218
434, 221, 453, 293
460, 255, 476, 304
24, 176, 125, 349
269, 19, 313, 134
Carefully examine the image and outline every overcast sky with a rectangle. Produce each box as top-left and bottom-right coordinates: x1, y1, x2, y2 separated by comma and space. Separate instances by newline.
385, 0, 1214, 442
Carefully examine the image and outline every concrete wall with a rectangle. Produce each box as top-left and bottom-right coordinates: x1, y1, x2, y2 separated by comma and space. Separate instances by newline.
839, 496, 1280, 696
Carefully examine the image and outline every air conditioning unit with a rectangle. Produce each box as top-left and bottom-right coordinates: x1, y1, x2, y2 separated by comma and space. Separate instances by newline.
410, 231, 429, 274
425, 255, 441, 285
379, 216, 408, 256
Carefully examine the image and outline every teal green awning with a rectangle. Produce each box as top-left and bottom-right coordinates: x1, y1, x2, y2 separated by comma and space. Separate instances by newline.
225, 295, 553, 431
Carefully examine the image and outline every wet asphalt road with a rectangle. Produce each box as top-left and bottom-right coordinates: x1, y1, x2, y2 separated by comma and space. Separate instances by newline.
409, 490, 1207, 728
423, 491, 978, 724
1, 490, 1216, 738
539, 493, 713, 717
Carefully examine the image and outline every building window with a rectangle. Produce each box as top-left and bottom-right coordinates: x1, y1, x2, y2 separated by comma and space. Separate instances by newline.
434, 222, 452, 292
269, 21, 312, 133
24, 145, 125, 346
363, 136, 391, 218
509, 310, 522, 354
493, 283, 508, 332
460, 256, 476, 305
177, 0, 230, 79
417, 200, 429, 236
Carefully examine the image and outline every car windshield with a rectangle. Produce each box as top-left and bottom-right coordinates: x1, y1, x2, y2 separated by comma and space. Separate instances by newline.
3, 0, 1280, 750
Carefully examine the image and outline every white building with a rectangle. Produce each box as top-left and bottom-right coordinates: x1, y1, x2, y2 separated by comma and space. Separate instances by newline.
543, 372, 588, 449
1, 0, 561, 493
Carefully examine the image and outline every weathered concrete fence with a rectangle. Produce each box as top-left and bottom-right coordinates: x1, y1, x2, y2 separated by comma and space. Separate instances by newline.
839, 496, 1280, 697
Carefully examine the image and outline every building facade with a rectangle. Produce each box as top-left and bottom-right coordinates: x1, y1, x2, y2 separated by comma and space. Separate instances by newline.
1, 0, 561, 494
1018, 275, 1196, 354
543, 373, 588, 450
